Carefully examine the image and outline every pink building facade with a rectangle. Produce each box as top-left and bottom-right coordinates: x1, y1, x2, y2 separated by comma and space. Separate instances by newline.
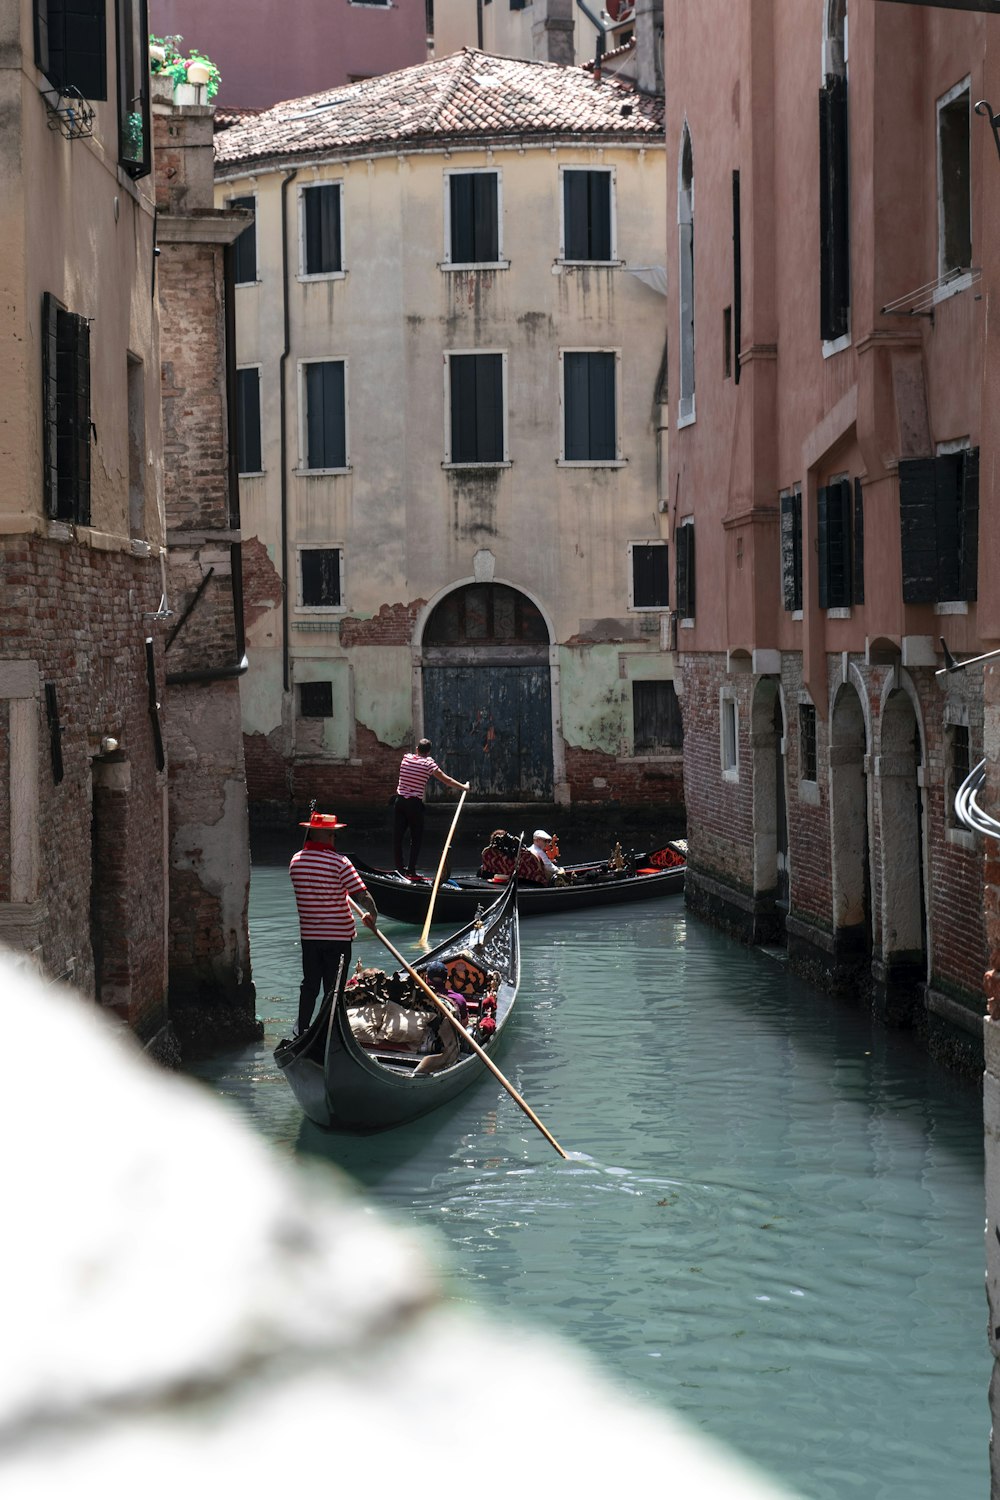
664, 0, 996, 1071
150, 0, 429, 108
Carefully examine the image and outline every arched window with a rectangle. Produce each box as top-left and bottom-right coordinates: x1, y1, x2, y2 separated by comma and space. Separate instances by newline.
678, 125, 695, 422
820, 0, 850, 343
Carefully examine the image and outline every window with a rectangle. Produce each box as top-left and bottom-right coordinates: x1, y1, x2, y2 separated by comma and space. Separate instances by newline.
678, 126, 695, 421
229, 196, 257, 285
938, 81, 972, 277
731, 168, 742, 385
41, 292, 91, 525
819, 2, 849, 343
675, 520, 695, 619
127, 354, 144, 537
721, 697, 738, 774
799, 702, 817, 783
447, 171, 500, 265
723, 306, 732, 380
34, 0, 107, 99
301, 184, 343, 276
236, 368, 262, 474
446, 352, 506, 465
116, 0, 150, 179
899, 448, 978, 604
947, 720, 971, 827
299, 547, 343, 608
816, 476, 864, 609
299, 681, 333, 718
633, 681, 683, 753
630, 542, 669, 609
780, 487, 803, 612
561, 170, 613, 262
561, 350, 618, 462
301, 360, 348, 471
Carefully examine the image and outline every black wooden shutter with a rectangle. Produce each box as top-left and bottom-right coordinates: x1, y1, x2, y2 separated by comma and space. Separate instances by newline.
231, 197, 257, 284
450, 175, 475, 263
852, 476, 865, 605
899, 457, 940, 604
587, 172, 612, 261
563, 352, 589, 459
41, 292, 61, 518
564, 172, 609, 260
959, 446, 979, 602
934, 452, 963, 602
451, 354, 502, 463
817, 481, 851, 607
450, 355, 476, 462
780, 491, 802, 611
732, 169, 742, 385
306, 362, 345, 469
304, 186, 341, 274
69, 311, 91, 524
819, 73, 850, 342
42, 0, 108, 99
676, 524, 695, 618
236, 368, 261, 473
588, 352, 616, 460
450, 174, 498, 263
632, 544, 669, 608
817, 486, 829, 608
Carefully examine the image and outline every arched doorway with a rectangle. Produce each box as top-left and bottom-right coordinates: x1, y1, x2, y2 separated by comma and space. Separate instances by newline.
421, 583, 553, 800
878, 686, 927, 1018
829, 682, 871, 965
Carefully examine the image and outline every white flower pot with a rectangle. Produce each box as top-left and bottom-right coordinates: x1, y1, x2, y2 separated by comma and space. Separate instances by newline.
186, 61, 211, 85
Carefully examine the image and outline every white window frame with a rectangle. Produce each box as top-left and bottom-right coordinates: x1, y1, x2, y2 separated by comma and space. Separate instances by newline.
227, 192, 259, 287
443, 349, 511, 468
296, 543, 346, 614
297, 180, 347, 282
937, 77, 972, 283
627, 539, 670, 612
442, 167, 508, 271
557, 347, 625, 467
296, 357, 351, 475
236, 362, 265, 477
558, 165, 620, 266
720, 691, 739, 781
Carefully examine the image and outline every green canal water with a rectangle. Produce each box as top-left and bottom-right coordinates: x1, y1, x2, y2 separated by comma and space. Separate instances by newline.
195, 856, 989, 1500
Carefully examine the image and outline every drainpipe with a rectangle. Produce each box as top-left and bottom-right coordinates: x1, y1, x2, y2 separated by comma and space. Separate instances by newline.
280, 168, 298, 696
575, 0, 610, 73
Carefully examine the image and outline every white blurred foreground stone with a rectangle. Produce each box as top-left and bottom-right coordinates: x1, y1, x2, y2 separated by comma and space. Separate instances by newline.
0, 950, 799, 1499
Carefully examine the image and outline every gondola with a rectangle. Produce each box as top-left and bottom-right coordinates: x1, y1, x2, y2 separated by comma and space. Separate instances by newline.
273, 875, 519, 1132
353, 838, 687, 927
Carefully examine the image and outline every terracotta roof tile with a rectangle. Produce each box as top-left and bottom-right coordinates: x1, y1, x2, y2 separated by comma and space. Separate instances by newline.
215, 48, 663, 169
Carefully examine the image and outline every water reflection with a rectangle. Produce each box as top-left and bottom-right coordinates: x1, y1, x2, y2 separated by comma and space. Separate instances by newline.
193, 857, 988, 1500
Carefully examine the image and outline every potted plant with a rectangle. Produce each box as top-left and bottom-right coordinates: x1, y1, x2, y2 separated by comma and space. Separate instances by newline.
148, 34, 221, 104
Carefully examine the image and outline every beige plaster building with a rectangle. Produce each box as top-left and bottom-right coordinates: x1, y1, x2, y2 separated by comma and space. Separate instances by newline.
215, 49, 676, 814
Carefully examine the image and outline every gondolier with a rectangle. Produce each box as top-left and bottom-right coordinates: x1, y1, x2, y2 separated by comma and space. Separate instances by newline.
290, 811, 378, 1037
393, 737, 469, 878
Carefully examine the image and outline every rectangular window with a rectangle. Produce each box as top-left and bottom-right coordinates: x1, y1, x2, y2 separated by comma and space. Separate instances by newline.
723, 306, 732, 379
116, 0, 150, 179
676, 520, 695, 619
562, 169, 613, 262
938, 81, 971, 277
633, 681, 683, 753
300, 548, 343, 608
819, 71, 850, 342
721, 698, 738, 773
299, 681, 333, 718
817, 478, 852, 609
302, 183, 343, 276
630, 543, 669, 609
947, 721, 971, 827
127, 354, 144, 538
899, 448, 978, 604
780, 487, 803, 612
799, 702, 817, 783
41, 292, 91, 525
236, 367, 262, 474
447, 352, 505, 465
230, 196, 257, 285
448, 172, 500, 265
35, 0, 107, 100
302, 360, 347, 471
562, 350, 617, 462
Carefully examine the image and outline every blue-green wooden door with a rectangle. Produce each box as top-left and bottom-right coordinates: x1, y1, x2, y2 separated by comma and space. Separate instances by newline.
423, 665, 553, 800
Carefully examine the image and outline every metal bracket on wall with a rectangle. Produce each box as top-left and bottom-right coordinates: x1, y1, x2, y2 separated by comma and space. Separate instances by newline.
40, 86, 95, 141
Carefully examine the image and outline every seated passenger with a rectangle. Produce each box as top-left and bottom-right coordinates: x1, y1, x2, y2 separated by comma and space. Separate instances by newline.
413, 962, 468, 1075
527, 829, 565, 886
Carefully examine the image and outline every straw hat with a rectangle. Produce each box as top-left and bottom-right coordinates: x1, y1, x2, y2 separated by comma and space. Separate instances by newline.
299, 811, 348, 830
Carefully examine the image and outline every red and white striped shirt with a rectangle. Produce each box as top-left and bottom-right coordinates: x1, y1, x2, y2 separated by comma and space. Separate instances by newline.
289, 843, 367, 940
396, 752, 439, 799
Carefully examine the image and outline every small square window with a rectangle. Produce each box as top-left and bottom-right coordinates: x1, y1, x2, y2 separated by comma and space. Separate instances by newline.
300, 547, 342, 608
799, 703, 817, 783
299, 681, 333, 718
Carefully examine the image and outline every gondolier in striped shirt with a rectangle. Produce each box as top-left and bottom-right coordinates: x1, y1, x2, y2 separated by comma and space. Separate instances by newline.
393, 737, 469, 878
289, 811, 378, 1037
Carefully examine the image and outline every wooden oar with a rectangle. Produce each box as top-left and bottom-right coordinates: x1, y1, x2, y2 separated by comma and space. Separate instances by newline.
349, 897, 568, 1159
416, 785, 468, 951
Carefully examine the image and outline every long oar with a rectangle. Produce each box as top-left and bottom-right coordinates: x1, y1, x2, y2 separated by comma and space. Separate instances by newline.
350, 897, 567, 1159
416, 785, 468, 951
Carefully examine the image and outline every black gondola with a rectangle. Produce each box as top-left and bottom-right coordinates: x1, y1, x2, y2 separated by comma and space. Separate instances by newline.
273, 875, 519, 1132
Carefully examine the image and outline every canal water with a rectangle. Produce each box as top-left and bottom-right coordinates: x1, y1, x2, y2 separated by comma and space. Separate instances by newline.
195, 847, 989, 1500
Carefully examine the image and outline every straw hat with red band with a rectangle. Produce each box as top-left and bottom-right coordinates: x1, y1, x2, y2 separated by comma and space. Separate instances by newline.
299, 811, 348, 830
